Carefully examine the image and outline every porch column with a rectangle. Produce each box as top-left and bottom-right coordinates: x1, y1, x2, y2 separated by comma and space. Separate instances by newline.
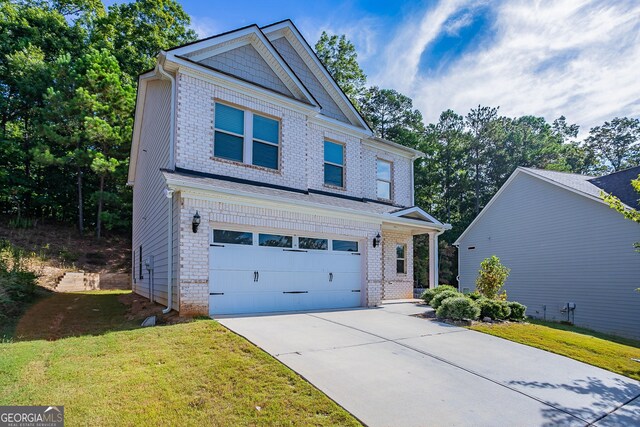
428, 231, 439, 289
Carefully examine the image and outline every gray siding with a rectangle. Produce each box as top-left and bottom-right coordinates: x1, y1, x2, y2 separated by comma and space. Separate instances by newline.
132, 79, 172, 306
457, 172, 640, 339
270, 37, 350, 124
200, 44, 293, 97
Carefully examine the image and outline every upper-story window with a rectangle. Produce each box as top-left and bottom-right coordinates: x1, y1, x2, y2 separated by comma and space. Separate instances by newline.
324, 140, 344, 187
376, 159, 392, 200
213, 102, 280, 170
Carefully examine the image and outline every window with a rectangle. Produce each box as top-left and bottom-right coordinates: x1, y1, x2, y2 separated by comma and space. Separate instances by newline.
324, 141, 344, 187
259, 233, 292, 248
377, 159, 392, 200
396, 244, 406, 274
139, 245, 143, 279
333, 240, 359, 252
252, 114, 279, 169
299, 237, 328, 250
213, 102, 280, 170
214, 103, 244, 162
213, 229, 253, 245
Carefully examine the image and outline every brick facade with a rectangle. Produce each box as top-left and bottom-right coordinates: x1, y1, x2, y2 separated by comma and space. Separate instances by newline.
381, 229, 414, 300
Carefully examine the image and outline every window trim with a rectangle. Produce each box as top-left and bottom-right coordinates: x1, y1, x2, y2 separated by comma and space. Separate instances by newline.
376, 158, 393, 201
323, 139, 346, 189
212, 100, 282, 171
396, 243, 406, 274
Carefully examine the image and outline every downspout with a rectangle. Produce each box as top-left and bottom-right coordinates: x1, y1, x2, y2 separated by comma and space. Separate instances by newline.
157, 57, 176, 314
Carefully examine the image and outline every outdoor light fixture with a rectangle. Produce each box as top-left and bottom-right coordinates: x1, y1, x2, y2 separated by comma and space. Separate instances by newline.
373, 233, 381, 248
192, 211, 201, 233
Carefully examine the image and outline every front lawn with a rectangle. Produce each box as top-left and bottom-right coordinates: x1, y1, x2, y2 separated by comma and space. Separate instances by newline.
0, 292, 360, 426
470, 320, 640, 381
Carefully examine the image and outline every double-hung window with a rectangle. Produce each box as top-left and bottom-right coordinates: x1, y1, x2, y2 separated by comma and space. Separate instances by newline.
324, 141, 344, 187
376, 159, 392, 200
213, 102, 280, 170
396, 244, 406, 274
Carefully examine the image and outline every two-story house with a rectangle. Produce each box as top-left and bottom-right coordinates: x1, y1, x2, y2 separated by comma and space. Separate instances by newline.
128, 20, 450, 316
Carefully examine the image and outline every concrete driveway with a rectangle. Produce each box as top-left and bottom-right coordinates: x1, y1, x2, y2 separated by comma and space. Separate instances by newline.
218, 302, 640, 427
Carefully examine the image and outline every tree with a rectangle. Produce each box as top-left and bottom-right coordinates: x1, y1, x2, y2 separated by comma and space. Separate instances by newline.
466, 106, 499, 215
585, 117, 640, 172
360, 86, 424, 143
475, 256, 510, 300
314, 32, 366, 105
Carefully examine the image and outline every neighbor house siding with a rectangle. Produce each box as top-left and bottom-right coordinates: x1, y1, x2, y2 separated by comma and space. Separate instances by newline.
457, 172, 640, 339
131, 79, 171, 306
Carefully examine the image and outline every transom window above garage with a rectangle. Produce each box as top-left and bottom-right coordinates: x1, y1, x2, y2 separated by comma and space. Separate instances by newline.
211, 229, 359, 253
213, 102, 280, 170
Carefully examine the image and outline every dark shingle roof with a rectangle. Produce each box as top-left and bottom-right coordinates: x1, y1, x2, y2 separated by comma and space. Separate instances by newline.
588, 166, 640, 209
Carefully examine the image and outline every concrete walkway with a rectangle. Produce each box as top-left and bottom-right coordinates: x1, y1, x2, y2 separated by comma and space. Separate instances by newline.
218, 303, 640, 427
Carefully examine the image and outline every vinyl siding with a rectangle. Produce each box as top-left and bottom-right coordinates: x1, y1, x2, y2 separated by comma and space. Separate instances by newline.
457, 172, 640, 339
132, 79, 172, 306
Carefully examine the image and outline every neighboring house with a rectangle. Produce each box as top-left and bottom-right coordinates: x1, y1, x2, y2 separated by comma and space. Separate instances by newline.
455, 166, 640, 339
128, 20, 449, 316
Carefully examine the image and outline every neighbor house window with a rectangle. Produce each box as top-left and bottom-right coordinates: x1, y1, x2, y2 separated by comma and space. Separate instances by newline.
213, 102, 280, 170
324, 141, 344, 187
213, 229, 253, 245
377, 159, 392, 200
396, 244, 406, 274
299, 237, 328, 250
333, 240, 358, 252
259, 233, 292, 248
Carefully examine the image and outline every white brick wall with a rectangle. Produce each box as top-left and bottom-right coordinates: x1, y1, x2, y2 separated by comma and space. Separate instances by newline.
176, 194, 386, 314
381, 229, 414, 300
174, 72, 415, 207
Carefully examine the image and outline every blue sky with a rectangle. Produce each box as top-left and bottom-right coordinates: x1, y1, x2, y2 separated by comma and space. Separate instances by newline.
107, 0, 640, 134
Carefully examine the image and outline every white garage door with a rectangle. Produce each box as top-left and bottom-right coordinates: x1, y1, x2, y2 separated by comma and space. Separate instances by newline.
208, 229, 363, 315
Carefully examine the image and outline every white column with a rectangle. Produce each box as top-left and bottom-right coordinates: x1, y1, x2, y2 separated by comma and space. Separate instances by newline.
428, 231, 439, 289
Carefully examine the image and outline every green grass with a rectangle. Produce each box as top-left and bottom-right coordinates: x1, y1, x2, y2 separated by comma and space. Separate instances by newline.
470, 320, 640, 381
0, 292, 360, 426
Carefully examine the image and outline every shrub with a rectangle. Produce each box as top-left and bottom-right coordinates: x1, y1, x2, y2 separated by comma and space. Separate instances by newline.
434, 285, 458, 294
421, 285, 458, 304
436, 297, 480, 320
465, 291, 483, 301
430, 290, 460, 309
507, 301, 527, 320
475, 256, 510, 299
477, 298, 511, 320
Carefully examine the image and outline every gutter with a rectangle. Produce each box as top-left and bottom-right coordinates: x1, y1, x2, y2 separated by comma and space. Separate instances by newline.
157, 56, 176, 314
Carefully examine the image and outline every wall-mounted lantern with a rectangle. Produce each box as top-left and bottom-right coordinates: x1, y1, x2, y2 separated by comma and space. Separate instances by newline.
192, 211, 201, 233
372, 232, 381, 248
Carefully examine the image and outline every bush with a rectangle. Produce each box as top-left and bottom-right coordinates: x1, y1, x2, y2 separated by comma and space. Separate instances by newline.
430, 290, 461, 309
477, 298, 511, 320
465, 291, 483, 301
507, 301, 527, 320
420, 285, 458, 304
475, 256, 510, 299
436, 297, 480, 320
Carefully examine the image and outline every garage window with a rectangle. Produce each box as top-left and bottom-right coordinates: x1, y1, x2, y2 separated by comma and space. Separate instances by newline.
213, 229, 253, 245
299, 237, 328, 250
333, 240, 358, 252
259, 233, 292, 248
396, 244, 406, 274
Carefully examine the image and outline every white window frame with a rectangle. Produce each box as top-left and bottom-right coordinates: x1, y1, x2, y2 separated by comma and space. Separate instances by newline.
376, 159, 393, 201
396, 243, 406, 274
323, 140, 346, 188
213, 101, 280, 170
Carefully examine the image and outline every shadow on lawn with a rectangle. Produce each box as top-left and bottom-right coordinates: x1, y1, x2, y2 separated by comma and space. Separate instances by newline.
508, 376, 640, 426
12, 291, 174, 342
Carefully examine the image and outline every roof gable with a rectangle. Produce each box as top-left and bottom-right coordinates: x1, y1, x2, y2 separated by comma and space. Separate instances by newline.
261, 20, 371, 131
389, 206, 444, 226
588, 166, 640, 209
167, 25, 317, 106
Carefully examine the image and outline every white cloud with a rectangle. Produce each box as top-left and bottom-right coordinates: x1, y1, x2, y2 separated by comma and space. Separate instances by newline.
190, 16, 221, 38
371, 0, 640, 134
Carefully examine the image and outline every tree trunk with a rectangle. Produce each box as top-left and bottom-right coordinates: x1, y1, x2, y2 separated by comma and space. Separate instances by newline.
77, 167, 84, 236
96, 174, 104, 239
474, 153, 481, 215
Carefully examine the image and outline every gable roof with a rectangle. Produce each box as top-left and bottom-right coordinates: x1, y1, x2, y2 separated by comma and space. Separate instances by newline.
454, 167, 639, 245
390, 206, 449, 228
166, 24, 318, 107
261, 20, 372, 131
588, 166, 640, 209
